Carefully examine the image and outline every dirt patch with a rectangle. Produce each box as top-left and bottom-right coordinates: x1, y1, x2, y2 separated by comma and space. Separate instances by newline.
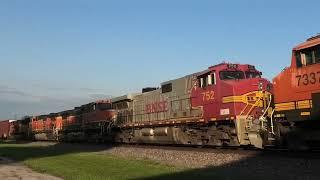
0, 157, 62, 180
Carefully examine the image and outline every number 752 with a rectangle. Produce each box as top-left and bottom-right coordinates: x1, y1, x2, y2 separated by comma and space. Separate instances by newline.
201, 91, 215, 101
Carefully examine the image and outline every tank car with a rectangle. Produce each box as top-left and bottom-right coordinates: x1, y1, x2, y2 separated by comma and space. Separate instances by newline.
112, 63, 273, 148
273, 35, 320, 149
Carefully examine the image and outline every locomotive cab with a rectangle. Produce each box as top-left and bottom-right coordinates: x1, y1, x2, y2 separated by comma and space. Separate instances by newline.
273, 35, 320, 149
294, 41, 320, 120
192, 63, 273, 148
193, 64, 272, 120
274, 35, 320, 122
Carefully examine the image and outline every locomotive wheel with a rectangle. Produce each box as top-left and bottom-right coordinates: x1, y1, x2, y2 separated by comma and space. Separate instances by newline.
172, 127, 193, 145
286, 130, 309, 151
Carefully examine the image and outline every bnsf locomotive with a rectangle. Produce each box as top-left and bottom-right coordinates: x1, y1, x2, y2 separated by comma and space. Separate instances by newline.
273, 35, 320, 149
2, 35, 319, 150
112, 63, 273, 148
30, 100, 116, 142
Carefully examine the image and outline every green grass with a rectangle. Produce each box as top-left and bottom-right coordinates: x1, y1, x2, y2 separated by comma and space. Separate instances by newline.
0, 142, 262, 180
0, 142, 177, 180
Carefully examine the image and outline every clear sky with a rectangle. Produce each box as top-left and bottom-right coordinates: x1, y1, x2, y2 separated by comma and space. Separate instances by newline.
0, 0, 319, 119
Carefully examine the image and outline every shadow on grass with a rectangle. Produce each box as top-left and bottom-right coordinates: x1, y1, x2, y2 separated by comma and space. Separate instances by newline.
0, 142, 112, 163
2, 142, 320, 180
132, 151, 320, 180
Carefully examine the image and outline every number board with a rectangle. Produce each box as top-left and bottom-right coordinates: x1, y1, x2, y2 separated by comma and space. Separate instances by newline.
296, 71, 320, 87
201, 91, 215, 101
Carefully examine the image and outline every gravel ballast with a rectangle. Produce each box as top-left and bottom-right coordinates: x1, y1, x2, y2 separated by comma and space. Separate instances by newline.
101, 145, 320, 179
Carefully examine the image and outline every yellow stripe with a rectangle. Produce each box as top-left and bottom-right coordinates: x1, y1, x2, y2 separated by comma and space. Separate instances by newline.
274, 114, 285, 118
275, 99, 312, 112
222, 91, 271, 108
275, 102, 295, 111
301, 112, 311, 116
210, 118, 217, 121
297, 100, 312, 109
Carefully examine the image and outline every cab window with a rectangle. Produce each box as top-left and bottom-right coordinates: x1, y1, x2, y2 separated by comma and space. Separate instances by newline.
296, 45, 320, 67
315, 47, 320, 63
97, 103, 111, 110
198, 73, 216, 88
220, 71, 245, 80
245, 71, 261, 78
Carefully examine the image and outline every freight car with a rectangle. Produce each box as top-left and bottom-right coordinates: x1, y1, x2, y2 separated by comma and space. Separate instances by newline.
0, 119, 29, 140
273, 35, 320, 149
112, 63, 274, 149
0, 120, 15, 139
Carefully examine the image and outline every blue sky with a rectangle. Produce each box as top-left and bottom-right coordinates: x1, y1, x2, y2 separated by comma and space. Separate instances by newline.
0, 0, 319, 119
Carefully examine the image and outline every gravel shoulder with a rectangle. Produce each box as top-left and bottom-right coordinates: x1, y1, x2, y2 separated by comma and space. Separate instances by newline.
102, 146, 255, 169
2, 142, 320, 180
0, 157, 62, 180
101, 145, 320, 179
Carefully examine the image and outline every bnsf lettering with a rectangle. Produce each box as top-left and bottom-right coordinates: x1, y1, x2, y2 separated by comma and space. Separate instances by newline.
146, 101, 168, 114
296, 72, 320, 86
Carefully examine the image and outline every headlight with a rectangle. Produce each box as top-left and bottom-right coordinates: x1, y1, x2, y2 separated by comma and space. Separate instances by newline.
258, 82, 263, 90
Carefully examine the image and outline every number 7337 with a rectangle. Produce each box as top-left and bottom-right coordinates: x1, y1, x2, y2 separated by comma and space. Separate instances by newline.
296, 72, 320, 86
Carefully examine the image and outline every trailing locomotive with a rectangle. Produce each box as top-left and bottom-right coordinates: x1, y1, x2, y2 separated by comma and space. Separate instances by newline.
273, 35, 320, 149
31, 100, 116, 142
112, 63, 273, 148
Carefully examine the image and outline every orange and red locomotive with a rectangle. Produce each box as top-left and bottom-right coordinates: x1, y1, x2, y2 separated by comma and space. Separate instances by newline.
30, 100, 116, 142
273, 35, 320, 148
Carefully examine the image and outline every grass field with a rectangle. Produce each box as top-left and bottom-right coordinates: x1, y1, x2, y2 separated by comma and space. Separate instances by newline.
0, 142, 262, 180
0, 142, 179, 180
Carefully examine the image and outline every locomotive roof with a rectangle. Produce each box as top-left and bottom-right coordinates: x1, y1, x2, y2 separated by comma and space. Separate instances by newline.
293, 35, 320, 51
111, 93, 141, 103
161, 63, 256, 85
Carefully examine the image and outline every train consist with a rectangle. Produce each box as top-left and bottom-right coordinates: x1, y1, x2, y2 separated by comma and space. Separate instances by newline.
1, 36, 319, 150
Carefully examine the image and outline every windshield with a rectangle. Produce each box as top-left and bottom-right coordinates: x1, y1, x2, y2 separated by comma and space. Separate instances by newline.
97, 103, 112, 110
220, 71, 245, 80
246, 71, 261, 78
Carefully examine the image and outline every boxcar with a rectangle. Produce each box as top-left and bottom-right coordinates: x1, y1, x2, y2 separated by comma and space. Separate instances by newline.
0, 120, 17, 139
